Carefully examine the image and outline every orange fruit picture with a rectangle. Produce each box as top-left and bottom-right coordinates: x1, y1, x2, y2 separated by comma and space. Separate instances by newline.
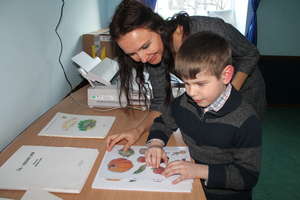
108, 158, 133, 173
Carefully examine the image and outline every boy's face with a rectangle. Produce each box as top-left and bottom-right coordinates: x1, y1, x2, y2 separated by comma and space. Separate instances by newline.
182, 67, 232, 108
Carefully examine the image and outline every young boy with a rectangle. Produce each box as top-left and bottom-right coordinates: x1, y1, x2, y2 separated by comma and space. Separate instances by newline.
145, 31, 262, 200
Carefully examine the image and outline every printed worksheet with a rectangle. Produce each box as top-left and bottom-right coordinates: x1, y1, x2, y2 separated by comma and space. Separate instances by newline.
0, 145, 98, 193
38, 112, 115, 138
92, 145, 193, 192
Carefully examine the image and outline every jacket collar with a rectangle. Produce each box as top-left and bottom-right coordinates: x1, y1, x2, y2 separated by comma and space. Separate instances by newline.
183, 86, 242, 117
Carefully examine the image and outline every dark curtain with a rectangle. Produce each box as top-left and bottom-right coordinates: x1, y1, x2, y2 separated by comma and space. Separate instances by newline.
246, 0, 260, 45
140, 0, 157, 10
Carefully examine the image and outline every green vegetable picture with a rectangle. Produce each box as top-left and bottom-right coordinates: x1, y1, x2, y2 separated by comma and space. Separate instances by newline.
78, 119, 96, 131
118, 148, 135, 157
133, 164, 146, 174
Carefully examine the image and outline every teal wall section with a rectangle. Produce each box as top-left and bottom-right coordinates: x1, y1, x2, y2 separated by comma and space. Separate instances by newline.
257, 0, 300, 56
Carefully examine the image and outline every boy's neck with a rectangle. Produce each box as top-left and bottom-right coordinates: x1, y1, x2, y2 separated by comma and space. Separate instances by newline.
204, 84, 232, 113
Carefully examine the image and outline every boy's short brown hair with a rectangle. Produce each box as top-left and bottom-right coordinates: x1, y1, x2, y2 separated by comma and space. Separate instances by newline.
175, 31, 232, 79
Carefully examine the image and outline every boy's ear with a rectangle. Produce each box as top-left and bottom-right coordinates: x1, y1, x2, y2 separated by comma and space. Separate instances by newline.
221, 65, 234, 84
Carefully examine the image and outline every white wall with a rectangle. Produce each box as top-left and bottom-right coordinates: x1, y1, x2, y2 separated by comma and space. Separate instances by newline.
257, 0, 300, 56
0, 0, 121, 151
99, 0, 122, 27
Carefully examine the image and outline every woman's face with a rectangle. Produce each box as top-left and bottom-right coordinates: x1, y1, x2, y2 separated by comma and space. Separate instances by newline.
116, 28, 164, 65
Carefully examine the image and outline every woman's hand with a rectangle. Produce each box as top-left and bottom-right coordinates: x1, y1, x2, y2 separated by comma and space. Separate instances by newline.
162, 161, 208, 184
106, 128, 141, 151
106, 110, 161, 152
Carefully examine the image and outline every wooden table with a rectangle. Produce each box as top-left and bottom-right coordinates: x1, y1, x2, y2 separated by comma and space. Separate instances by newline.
0, 85, 206, 200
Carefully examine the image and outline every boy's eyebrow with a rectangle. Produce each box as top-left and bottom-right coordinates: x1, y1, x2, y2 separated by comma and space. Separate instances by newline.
184, 80, 208, 84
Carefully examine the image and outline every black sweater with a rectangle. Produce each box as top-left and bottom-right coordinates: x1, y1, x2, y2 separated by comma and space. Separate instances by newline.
148, 88, 262, 200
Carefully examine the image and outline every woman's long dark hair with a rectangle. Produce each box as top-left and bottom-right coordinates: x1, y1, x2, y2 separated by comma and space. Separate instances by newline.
109, 0, 191, 107
166, 12, 191, 55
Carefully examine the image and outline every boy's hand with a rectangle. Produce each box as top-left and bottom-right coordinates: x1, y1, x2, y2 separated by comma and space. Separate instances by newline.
145, 143, 168, 168
162, 161, 208, 184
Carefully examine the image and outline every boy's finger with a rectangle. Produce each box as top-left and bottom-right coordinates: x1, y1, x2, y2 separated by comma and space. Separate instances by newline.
145, 151, 152, 166
156, 154, 161, 168
163, 154, 168, 164
166, 160, 180, 168
163, 162, 180, 177
146, 152, 152, 166
172, 176, 183, 184
151, 152, 157, 168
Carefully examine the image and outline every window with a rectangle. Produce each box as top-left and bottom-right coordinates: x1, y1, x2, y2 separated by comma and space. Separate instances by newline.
154, 0, 249, 35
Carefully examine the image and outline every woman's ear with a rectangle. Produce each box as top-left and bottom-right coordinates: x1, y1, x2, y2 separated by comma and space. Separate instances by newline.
221, 65, 234, 84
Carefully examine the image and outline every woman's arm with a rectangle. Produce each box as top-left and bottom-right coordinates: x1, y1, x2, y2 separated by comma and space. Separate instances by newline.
231, 71, 248, 91
106, 110, 161, 151
193, 17, 259, 90
223, 23, 260, 89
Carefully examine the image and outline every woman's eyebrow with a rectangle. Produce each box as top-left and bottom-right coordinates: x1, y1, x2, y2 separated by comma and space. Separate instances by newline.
127, 41, 150, 54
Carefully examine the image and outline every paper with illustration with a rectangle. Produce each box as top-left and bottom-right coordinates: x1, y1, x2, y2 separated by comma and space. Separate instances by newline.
38, 112, 115, 138
92, 145, 193, 192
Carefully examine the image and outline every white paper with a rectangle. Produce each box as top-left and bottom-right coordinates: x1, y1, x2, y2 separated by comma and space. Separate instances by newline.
38, 112, 115, 138
72, 51, 101, 72
21, 189, 62, 200
72, 52, 119, 86
92, 145, 193, 192
0, 146, 98, 193
89, 57, 119, 85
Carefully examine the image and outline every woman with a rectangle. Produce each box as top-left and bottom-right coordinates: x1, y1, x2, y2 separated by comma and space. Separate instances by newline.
106, 0, 266, 151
